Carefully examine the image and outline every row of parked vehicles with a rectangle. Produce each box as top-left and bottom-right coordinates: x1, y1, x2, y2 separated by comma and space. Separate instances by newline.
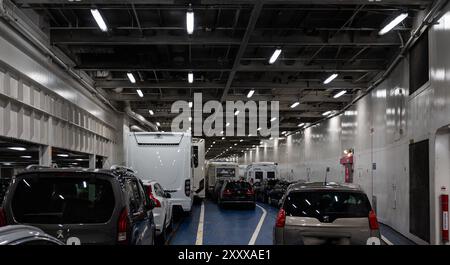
1, 132, 207, 245
205, 161, 381, 245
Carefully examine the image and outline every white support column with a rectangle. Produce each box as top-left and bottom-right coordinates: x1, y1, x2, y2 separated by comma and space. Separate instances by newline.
39, 145, 52, 167
89, 154, 96, 169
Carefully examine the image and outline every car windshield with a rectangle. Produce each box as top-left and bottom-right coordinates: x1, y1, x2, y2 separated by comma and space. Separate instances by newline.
11, 173, 115, 224
226, 182, 251, 191
283, 191, 371, 221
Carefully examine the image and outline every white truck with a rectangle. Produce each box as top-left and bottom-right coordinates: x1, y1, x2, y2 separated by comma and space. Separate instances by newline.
206, 162, 239, 196
245, 162, 279, 183
126, 132, 193, 213
192, 138, 205, 199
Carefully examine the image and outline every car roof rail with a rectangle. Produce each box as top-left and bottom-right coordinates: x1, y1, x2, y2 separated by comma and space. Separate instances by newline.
110, 165, 136, 173
25, 164, 58, 170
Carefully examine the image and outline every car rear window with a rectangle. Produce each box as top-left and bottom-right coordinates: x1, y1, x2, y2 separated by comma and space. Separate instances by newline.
226, 182, 251, 191
267, 172, 275, 179
283, 191, 371, 222
11, 174, 115, 224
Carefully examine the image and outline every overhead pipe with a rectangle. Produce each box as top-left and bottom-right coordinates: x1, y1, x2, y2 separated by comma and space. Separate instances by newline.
130, 125, 146, 132
125, 101, 159, 132
294, 0, 449, 135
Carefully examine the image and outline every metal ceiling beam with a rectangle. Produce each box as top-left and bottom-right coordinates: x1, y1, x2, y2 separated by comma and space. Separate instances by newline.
96, 80, 366, 89
13, 0, 432, 5
78, 63, 383, 72
50, 30, 401, 46
107, 94, 349, 103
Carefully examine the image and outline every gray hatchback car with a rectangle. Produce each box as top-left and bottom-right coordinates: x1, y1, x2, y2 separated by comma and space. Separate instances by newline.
0, 225, 64, 245
273, 182, 381, 245
0, 166, 156, 245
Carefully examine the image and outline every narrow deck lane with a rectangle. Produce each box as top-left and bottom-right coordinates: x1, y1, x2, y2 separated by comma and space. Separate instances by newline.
169, 200, 278, 245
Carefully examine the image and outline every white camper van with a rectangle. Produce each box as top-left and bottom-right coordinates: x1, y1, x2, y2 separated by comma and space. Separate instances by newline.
245, 162, 279, 183
192, 138, 205, 199
206, 162, 239, 195
126, 132, 193, 213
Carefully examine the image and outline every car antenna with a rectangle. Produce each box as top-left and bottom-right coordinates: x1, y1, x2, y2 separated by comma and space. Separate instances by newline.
324, 167, 330, 184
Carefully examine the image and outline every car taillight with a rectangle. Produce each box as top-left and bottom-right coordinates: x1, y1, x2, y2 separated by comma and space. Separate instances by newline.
246, 189, 254, 195
276, 208, 286, 228
117, 208, 130, 244
185, 179, 191, 196
149, 193, 161, 208
369, 210, 379, 230
0, 208, 6, 227
223, 189, 232, 196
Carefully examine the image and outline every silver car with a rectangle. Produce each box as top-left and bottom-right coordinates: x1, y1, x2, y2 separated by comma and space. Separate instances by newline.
0, 225, 64, 245
274, 182, 381, 245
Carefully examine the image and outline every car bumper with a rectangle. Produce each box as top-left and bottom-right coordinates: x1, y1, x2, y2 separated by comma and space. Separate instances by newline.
169, 198, 192, 212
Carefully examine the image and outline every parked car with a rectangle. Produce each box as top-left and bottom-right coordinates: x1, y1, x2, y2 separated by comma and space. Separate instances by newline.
255, 179, 280, 203
267, 180, 293, 207
0, 166, 157, 245
218, 180, 256, 209
142, 180, 173, 244
0, 225, 64, 245
273, 182, 381, 245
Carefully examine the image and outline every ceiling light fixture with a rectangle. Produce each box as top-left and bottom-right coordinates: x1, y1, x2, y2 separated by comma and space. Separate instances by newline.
379, 13, 408, 35
298, 123, 305, 127
270, 117, 277, 122
234, 110, 240, 116
90, 9, 108, 32
57, 154, 69, 157
324, 73, 338, 84
188, 72, 194, 84
290, 102, 300, 108
269, 48, 282, 64
136, 89, 144, 98
333, 90, 347, 99
127, 73, 136, 84
247, 90, 255, 98
8, 147, 26, 151
186, 7, 194, 35
149, 110, 154, 115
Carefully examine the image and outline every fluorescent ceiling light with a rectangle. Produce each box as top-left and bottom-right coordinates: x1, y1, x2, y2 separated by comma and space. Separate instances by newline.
149, 110, 154, 115
189, 101, 193, 108
188, 72, 194, 83
8, 147, 26, 151
90, 9, 108, 32
379, 13, 408, 35
186, 10, 194, 35
324, 73, 338, 84
298, 123, 305, 127
234, 110, 240, 116
240, 139, 243, 142
290, 102, 300, 108
333, 90, 347, 99
136, 89, 144, 98
282, 131, 287, 134
247, 90, 255, 98
20, 156, 32, 159
269, 49, 282, 64
57, 154, 69, 157
189, 117, 192, 122
322, 111, 332, 116
222, 137, 225, 140
127, 73, 136, 84
257, 127, 262, 131
226, 123, 230, 127
270, 117, 277, 122
156, 122, 161, 127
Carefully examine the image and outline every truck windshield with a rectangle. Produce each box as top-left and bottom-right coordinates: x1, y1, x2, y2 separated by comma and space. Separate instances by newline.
11, 174, 115, 224
217, 168, 235, 178
283, 191, 371, 222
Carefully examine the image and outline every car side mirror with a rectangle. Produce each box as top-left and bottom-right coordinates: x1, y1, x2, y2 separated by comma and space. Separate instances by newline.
165, 192, 171, 198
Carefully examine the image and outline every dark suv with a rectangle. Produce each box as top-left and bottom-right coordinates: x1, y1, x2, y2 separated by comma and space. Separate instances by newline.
218, 180, 256, 209
0, 166, 156, 245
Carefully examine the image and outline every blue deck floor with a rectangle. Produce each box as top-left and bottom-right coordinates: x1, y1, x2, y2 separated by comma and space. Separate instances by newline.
169, 200, 414, 245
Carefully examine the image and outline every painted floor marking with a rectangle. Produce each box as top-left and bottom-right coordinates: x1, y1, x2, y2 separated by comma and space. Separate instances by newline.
195, 201, 205, 245
381, 235, 394, 245
248, 204, 267, 245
